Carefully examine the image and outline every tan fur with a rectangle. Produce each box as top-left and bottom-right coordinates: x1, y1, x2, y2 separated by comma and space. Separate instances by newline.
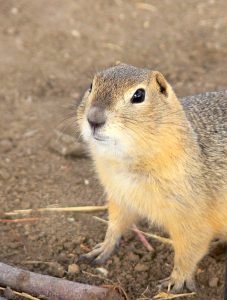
77, 64, 227, 292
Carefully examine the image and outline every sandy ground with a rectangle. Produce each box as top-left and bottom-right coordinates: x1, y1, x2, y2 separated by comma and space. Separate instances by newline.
0, 0, 227, 299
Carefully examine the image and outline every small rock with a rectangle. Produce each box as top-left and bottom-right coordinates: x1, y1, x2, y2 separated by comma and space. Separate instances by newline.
95, 267, 108, 277
68, 263, 80, 274
143, 20, 150, 29
11, 7, 18, 15
29, 235, 37, 241
58, 252, 68, 264
67, 217, 75, 223
196, 268, 204, 274
84, 179, 89, 185
128, 252, 140, 262
209, 276, 219, 288
71, 30, 81, 38
134, 248, 145, 256
135, 263, 149, 272
49, 262, 65, 277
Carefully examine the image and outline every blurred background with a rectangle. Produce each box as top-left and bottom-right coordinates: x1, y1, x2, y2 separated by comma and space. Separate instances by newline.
0, 1, 226, 299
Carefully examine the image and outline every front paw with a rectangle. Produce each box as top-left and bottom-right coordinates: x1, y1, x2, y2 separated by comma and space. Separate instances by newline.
78, 241, 118, 266
158, 274, 196, 293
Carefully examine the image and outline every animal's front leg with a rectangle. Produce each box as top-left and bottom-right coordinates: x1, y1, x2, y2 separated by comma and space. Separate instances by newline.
79, 199, 137, 265
159, 224, 213, 292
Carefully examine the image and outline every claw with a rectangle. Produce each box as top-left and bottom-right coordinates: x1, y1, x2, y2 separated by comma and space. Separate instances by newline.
90, 257, 104, 267
78, 247, 103, 263
158, 276, 195, 293
78, 241, 117, 266
91, 250, 113, 266
158, 277, 174, 292
92, 242, 103, 250
185, 278, 196, 292
77, 254, 93, 263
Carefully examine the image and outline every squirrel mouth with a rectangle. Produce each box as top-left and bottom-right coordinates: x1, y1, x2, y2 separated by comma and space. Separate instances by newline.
93, 133, 110, 142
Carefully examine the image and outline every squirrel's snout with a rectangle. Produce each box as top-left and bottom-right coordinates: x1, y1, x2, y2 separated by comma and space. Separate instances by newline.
87, 106, 107, 130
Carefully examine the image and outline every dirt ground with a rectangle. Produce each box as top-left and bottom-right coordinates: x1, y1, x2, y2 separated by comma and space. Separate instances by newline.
0, 0, 227, 299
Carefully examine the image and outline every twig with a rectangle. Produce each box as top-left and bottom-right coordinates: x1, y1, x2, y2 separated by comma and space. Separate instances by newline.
82, 272, 129, 300
93, 216, 108, 224
15, 291, 40, 300
132, 225, 154, 252
0, 262, 126, 300
93, 216, 172, 245
152, 291, 196, 299
0, 287, 40, 300
136, 229, 172, 245
137, 285, 150, 299
135, 2, 157, 12
0, 218, 40, 223
5, 205, 108, 216
22, 260, 49, 265
103, 284, 130, 300
22, 260, 59, 266
82, 270, 113, 283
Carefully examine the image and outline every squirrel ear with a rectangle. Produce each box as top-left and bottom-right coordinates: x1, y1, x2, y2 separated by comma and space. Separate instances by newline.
154, 72, 168, 97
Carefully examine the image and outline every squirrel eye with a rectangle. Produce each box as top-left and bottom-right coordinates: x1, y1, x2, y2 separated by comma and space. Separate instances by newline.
131, 88, 145, 104
88, 83, 93, 93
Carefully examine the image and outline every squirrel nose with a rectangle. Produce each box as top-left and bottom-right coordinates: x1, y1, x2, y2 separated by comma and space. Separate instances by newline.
87, 106, 107, 130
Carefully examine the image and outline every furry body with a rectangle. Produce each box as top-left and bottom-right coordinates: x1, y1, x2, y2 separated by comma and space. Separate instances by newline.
77, 64, 227, 291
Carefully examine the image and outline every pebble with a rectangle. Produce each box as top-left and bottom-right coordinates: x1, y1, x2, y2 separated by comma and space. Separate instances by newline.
68, 263, 80, 274
208, 276, 219, 288
49, 262, 65, 277
84, 179, 89, 185
128, 252, 140, 262
95, 267, 108, 277
67, 217, 75, 223
11, 7, 18, 15
71, 29, 81, 38
143, 20, 150, 29
133, 248, 145, 256
135, 263, 149, 272
58, 253, 68, 264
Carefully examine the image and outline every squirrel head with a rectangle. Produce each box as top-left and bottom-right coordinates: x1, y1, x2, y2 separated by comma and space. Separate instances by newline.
77, 64, 180, 159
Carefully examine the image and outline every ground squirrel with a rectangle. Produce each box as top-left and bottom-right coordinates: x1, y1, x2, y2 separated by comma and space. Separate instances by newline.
77, 64, 227, 292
